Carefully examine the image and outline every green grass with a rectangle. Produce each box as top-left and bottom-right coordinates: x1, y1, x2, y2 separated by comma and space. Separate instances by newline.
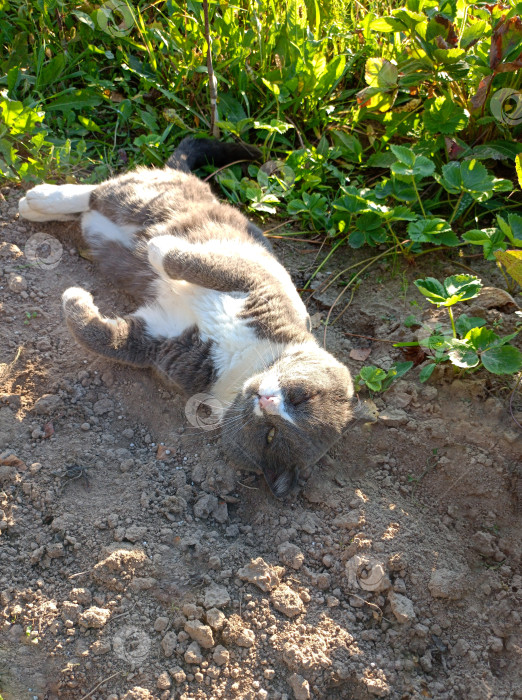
1, 0, 522, 294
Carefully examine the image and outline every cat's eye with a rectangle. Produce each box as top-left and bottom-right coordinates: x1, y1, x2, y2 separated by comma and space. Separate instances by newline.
289, 390, 314, 406
266, 427, 276, 444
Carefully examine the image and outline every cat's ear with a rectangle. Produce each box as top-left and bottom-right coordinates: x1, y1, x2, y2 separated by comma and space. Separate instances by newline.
261, 463, 298, 500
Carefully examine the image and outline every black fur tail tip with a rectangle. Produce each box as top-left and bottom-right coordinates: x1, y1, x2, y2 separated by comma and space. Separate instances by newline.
167, 137, 261, 173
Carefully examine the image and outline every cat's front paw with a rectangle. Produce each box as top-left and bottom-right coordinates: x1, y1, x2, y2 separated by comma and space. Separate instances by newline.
62, 287, 97, 324
147, 235, 190, 278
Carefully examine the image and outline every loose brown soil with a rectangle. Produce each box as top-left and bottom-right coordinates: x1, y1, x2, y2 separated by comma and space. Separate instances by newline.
1, 186, 521, 700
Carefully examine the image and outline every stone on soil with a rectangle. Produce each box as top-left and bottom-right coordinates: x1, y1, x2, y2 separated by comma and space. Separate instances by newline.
271, 584, 306, 618
238, 557, 284, 592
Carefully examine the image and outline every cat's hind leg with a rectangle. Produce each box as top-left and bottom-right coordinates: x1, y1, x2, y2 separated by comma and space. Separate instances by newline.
19, 184, 96, 222
62, 287, 155, 367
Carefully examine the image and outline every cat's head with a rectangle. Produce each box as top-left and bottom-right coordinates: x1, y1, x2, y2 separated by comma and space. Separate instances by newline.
220, 343, 354, 498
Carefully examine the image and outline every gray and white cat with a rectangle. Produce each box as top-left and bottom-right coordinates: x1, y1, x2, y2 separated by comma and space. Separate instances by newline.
19, 138, 354, 498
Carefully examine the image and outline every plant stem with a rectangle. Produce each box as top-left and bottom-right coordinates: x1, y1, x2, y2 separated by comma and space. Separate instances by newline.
303, 237, 346, 289
386, 222, 405, 254
203, 0, 219, 138
449, 192, 464, 224
412, 176, 427, 217
447, 306, 457, 338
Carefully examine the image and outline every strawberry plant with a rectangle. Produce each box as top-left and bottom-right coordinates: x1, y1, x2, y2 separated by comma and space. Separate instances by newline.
396, 274, 522, 381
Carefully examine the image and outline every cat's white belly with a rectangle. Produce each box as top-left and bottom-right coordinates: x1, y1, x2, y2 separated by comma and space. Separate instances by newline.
135, 277, 276, 402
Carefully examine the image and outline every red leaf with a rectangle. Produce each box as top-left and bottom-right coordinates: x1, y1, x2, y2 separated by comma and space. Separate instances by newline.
43, 421, 54, 439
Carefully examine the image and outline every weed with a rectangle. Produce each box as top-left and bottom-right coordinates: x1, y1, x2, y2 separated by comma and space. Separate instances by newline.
354, 361, 413, 393
23, 311, 38, 325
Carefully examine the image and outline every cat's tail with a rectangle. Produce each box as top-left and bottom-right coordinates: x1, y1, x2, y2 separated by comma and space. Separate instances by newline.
166, 137, 261, 173
62, 287, 154, 367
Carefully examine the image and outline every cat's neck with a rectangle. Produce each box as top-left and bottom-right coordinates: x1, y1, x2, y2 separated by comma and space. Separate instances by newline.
210, 337, 318, 404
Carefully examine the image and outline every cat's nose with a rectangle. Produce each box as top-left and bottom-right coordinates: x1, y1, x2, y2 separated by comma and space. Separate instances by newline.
258, 394, 279, 413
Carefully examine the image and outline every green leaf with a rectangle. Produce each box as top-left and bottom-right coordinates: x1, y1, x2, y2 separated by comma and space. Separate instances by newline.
0, 98, 43, 135
77, 115, 102, 133
331, 131, 363, 163
45, 89, 102, 111
455, 314, 486, 336
359, 366, 387, 392
415, 274, 482, 306
460, 20, 487, 48
407, 218, 459, 246
439, 160, 497, 201
390, 148, 435, 182
414, 277, 447, 303
253, 119, 293, 134
443, 274, 482, 304
447, 340, 480, 369
348, 230, 366, 249
481, 346, 522, 374
381, 361, 414, 390
390, 144, 415, 166
72, 10, 95, 29
462, 228, 494, 244
370, 16, 404, 32
365, 58, 398, 88
419, 363, 436, 383
465, 326, 499, 351
423, 97, 467, 135
506, 214, 522, 244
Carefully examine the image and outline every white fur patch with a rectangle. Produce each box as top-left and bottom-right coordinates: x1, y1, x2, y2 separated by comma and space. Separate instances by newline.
62, 286, 93, 304
134, 278, 198, 339
82, 210, 137, 249
19, 196, 76, 222
147, 235, 308, 322
19, 183, 96, 222
26, 184, 96, 213
146, 235, 191, 274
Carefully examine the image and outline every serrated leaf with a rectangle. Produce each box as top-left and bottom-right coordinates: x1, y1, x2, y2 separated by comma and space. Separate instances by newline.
391, 153, 435, 182
465, 326, 499, 351
381, 361, 413, 390
481, 346, 522, 374
423, 97, 467, 135
414, 277, 447, 303
455, 314, 486, 336
365, 58, 398, 89
462, 229, 493, 244
448, 340, 480, 369
359, 366, 387, 392
440, 160, 497, 201
507, 214, 522, 244
407, 218, 459, 246
460, 20, 487, 49
443, 274, 482, 303
390, 144, 415, 166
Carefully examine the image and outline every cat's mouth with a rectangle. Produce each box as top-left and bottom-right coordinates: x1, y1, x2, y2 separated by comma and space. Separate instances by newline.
220, 435, 298, 500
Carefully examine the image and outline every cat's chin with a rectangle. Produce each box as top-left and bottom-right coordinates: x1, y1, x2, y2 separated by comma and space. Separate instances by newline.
219, 436, 298, 500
